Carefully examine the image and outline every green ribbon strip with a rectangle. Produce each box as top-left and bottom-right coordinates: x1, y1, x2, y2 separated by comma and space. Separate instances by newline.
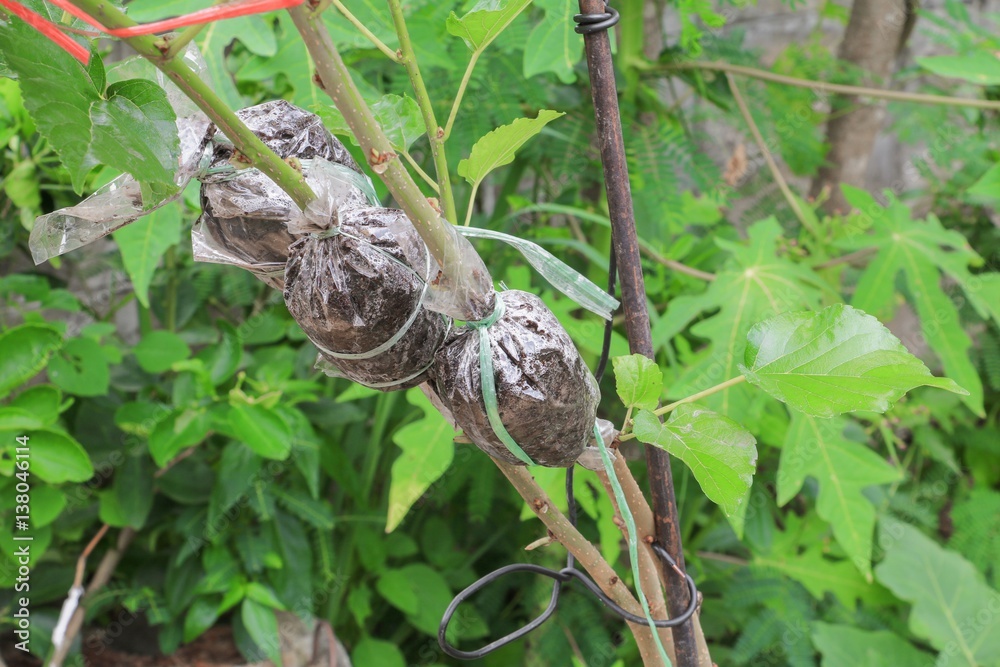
594, 422, 674, 667
456, 226, 619, 321
469, 294, 535, 466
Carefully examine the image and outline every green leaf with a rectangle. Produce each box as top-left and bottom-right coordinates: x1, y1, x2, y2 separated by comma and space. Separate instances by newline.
183, 596, 221, 644
458, 110, 564, 190
777, 413, 901, 579
0, 408, 44, 431
348, 585, 373, 628
386, 388, 455, 533
240, 598, 282, 667
8, 385, 63, 426
633, 404, 757, 517
875, 520, 1000, 666
0, 324, 62, 398
740, 304, 967, 417
949, 488, 1000, 581
134, 331, 191, 374
657, 219, 832, 420
244, 583, 287, 611
841, 189, 988, 415
446, 0, 532, 51
968, 163, 1000, 203
0, 16, 181, 191
149, 408, 211, 467
352, 638, 405, 667
228, 404, 292, 460
523, 0, 582, 84
812, 623, 935, 667
197, 321, 243, 386
113, 202, 182, 308
195, 16, 276, 111
917, 52, 1000, 85
612, 354, 663, 410
209, 443, 262, 526
48, 337, 111, 397
113, 453, 155, 529
26, 429, 94, 484
29, 485, 66, 528
372, 94, 426, 152
376, 568, 420, 615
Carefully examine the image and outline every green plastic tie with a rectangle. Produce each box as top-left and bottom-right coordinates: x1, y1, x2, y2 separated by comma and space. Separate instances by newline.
469, 294, 536, 466
594, 423, 673, 667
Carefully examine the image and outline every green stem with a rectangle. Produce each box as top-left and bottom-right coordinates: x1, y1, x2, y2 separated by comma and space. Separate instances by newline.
158, 23, 205, 60
402, 150, 439, 193
654, 375, 746, 416
726, 73, 818, 239
657, 60, 1000, 111
68, 0, 316, 209
287, 6, 460, 270
386, 0, 457, 223
463, 181, 480, 227
329, 0, 401, 63
444, 50, 479, 140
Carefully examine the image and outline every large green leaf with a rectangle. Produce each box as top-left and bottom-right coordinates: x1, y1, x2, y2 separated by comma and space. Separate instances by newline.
523, 0, 582, 83
149, 408, 211, 467
841, 187, 991, 415
655, 218, 832, 419
778, 413, 901, 580
386, 389, 455, 533
372, 94, 426, 152
352, 638, 405, 667
228, 404, 292, 460
812, 623, 935, 667
740, 304, 967, 417
0, 324, 62, 398
134, 331, 191, 374
0, 17, 179, 191
446, 0, 532, 51
633, 404, 757, 517
875, 520, 1000, 666
612, 354, 663, 410
113, 453, 155, 529
917, 52, 1000, 85
113, 202, 182, 308
458, 110, 564, 190
48, 337, 111, 397
26, 429, 94, 484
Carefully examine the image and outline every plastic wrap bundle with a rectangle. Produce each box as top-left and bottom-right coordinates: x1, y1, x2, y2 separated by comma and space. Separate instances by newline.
193, 100, 376, 289
283, 161, 449, 390
29, 48, 214, 264
433, 290, 601, 467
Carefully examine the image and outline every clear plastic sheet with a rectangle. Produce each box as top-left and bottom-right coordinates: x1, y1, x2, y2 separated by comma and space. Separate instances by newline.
432, 290, 601, 467
29, 46, 214, 265
284, 204, 450, 391
423, 221, 497, 323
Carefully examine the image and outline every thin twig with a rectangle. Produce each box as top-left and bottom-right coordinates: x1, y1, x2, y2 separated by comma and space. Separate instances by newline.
494, 460, 666, 667
402, 151, 440, 193
158, 23, 204, 59
725, 72, 818, 238
813, 246, 878, 269
329, 0, 400, 63
73, 524, 110, 588
444, 51, 480, 140
386, 0, 457, 222
49, 528, 136, 667
641, 245, 716, 281
660, 60, 1000, 111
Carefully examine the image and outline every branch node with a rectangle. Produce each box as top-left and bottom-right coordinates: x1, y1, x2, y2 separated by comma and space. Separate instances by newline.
312, 71, 326, 90
369, 147, 398, 174
426, 197, 442, 214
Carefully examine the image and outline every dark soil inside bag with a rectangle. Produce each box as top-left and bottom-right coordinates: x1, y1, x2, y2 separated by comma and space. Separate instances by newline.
433, 290, 599, 467
284, 207, 450, 390
197, 100, 367, 289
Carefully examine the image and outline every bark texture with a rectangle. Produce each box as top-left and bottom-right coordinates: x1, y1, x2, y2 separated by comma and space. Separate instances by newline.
811, 0, 912, 212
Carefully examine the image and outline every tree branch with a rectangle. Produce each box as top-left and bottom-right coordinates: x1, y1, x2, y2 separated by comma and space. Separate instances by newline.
329, 0, 400, 63
494, 460, 667, 667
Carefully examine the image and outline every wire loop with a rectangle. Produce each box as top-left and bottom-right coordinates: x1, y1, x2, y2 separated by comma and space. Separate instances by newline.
573, 1, 620, 34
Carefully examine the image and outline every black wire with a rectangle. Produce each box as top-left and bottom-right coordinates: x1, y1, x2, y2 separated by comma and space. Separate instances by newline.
438, 3, 699, 659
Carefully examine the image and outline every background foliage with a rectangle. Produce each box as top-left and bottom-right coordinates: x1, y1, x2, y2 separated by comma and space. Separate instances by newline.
1, 0, 999, 665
